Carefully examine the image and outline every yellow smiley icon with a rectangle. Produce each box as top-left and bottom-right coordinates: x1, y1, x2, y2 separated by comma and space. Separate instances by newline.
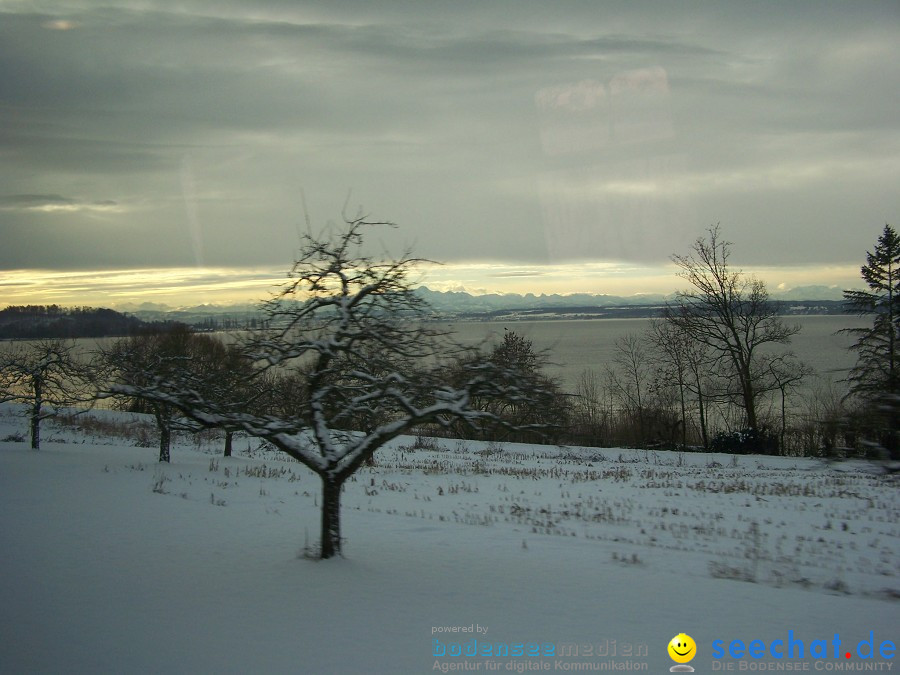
668, 633, 696, 664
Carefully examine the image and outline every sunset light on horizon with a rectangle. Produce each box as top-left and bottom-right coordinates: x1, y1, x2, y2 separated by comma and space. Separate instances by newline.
0, 260, 860, 310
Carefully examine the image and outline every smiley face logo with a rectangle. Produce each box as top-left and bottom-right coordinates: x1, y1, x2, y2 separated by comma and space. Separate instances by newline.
667, 633, 696, 664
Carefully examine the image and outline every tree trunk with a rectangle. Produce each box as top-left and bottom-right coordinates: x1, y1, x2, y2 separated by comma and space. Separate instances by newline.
780, 387, 787, 455
888, 261, 896, 394
30, 377, 42, 450
223, 430, 233, 458
697, 391, 709, 450
320, 473, 344, 559
740, 369, 757, 430
159, 425, 170, 463
745, 401, 757, 430
30, 405, 41, 450
151, 404, 172, 463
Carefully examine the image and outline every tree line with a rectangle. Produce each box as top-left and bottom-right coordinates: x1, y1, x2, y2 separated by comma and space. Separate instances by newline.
1, 218, 897, 557
564, 226, 899, 460
0, 304, 178, 340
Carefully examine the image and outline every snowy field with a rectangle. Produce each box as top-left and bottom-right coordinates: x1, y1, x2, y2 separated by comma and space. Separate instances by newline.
0, 404, 897, 674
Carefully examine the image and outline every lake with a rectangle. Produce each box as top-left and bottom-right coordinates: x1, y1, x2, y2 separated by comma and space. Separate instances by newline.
440, 314, 866, 394
9, 315, 866, 405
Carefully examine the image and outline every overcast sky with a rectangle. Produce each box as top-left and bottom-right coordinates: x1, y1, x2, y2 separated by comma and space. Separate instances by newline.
1, 0, 898, 307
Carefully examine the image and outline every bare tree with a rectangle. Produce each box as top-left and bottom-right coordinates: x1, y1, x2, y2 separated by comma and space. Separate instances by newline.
108, 217, 551, 559
99, 326, 228, 462
605, 334, 652, 443
647, 321, 689, 447
648, 319, 717, 448
765, 353, 813, 453
0, 339, 93, 449
200, 339, 259, 458
572, 368, 607, 446
667, 226, 800, 431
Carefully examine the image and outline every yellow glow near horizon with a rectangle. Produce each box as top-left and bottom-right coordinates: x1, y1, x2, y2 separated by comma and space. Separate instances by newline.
41, 19, 78, 31
0, 261, 862, 311
416, 261, 860, 299
0, 267, 287, 309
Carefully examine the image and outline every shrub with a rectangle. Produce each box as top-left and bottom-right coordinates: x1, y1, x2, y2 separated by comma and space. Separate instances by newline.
710, 428, 778, 455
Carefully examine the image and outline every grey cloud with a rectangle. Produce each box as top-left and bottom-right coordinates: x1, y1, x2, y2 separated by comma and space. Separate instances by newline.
489, 270, 546, 279
0, 194, 120, 215
0, 194, 74, 208
0, 0, 897, 275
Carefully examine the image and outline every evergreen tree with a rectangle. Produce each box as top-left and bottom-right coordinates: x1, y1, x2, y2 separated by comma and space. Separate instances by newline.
491, 329, 538, 374
844, 225, 900, 399
843, 224, 900, 460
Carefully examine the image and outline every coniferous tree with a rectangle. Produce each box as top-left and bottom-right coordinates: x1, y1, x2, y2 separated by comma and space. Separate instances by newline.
844, 225, 900, 399
843, 225, 900, 459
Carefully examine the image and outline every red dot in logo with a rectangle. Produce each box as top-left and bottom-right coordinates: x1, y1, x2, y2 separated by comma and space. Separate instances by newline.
846, 653, 851, 659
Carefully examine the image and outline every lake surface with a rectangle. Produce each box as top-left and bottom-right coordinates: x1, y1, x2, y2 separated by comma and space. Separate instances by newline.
13, 315, 866, 403
440, 315, 866, 393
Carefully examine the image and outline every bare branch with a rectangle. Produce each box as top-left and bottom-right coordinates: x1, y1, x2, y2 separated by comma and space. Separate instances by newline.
98, 216, 550, 558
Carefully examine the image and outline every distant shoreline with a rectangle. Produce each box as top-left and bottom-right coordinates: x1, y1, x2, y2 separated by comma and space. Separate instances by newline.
1, 299, 852, 339
440, 300, 851, 322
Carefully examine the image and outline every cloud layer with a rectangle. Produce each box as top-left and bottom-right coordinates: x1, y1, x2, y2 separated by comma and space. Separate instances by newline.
1, 0, 898, 294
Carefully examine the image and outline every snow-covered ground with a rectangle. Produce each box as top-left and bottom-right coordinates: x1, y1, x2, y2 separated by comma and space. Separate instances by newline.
1, 404, 897, 674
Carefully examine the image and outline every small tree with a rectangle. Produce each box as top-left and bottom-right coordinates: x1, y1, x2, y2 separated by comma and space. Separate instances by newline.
605, 334, 652, 444
100, 326, 227, 462
764, 353, 813, 454
442, 329, 566, 443
198, 339, 259, 458
0, 339, 93, 449
667, 225, 800, 431
647, 320, 716, 448
572, 368, 607, 447
109, 217, 551, 558
486, 330, 563, 438
492, 329, 538, 374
